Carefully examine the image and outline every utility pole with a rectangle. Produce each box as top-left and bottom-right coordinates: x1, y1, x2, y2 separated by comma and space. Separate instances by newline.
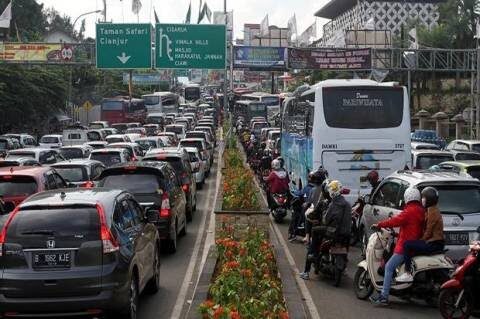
477, 35, 480, 138
103, 0, 107, 22
223, 0, 228, 113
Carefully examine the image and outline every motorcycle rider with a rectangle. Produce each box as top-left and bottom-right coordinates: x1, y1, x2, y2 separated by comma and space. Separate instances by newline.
370, 187, 425, 306
396, 187, 445, 283
366, 170, 381, 196
302, 169, 329, 244
289, 172, 315, 241
264, 159, 290, 212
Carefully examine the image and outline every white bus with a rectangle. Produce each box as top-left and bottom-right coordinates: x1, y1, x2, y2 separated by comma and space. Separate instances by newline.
242, 92, 280, 118
141, 92, 179, 114
282, 79, 411, 202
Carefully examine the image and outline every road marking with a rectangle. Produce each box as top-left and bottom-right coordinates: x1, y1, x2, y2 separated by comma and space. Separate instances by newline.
257, 185, 321, 319
170, 131, 223, 319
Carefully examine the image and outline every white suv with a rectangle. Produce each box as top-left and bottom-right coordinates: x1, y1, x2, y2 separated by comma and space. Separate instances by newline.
360, 170, 480, 261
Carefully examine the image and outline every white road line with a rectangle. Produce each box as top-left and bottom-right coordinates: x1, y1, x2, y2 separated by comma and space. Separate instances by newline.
170, 132, 223, 319
258, 187, 321, 319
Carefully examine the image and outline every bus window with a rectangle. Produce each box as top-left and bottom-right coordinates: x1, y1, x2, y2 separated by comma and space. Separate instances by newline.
143, 95, 159, 106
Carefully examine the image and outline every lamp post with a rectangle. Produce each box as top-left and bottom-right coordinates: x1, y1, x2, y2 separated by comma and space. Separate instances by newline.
73, 10, 103, 31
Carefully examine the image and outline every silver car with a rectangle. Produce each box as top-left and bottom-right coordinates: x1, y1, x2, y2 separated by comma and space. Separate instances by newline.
184, 147, 206, 187
360, 170, 480, 261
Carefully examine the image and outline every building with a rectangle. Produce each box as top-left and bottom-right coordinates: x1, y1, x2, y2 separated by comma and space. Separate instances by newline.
243, 23, 288, 47
43, 30, 77, 43
316, 0, 444, 47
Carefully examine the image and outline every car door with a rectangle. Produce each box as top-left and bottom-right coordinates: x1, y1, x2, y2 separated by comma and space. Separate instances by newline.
45, 172, 58, 190
167, 167, 186, 224
115, 198, 143, 273
364, 178, 403, 231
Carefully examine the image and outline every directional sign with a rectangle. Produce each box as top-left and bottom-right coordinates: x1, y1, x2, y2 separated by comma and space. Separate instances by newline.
155, 24, 226, 70
96, 23, 152, 69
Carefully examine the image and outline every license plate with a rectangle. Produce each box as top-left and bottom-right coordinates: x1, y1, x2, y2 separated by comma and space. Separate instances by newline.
33, 251, 71, 269
445, 232, 469, 246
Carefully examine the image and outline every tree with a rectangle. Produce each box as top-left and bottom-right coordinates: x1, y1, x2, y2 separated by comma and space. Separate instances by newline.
0, 0, 46, 41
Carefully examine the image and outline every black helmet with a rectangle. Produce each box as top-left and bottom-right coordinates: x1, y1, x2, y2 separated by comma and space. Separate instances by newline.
421, 187, 438, 208
277, 156, 285, 168
311, 168, 328, 185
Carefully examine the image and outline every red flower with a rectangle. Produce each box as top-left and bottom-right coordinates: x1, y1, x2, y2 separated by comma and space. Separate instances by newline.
240, 269, 253, 277
279, 311, 289, 319
230, 310, 240, 319
225, 261, 239, 269
204, 300, 214, 308
214, 306, 224, 319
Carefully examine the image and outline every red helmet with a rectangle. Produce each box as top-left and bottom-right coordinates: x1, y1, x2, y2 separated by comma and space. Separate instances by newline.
366, 170, 379, 184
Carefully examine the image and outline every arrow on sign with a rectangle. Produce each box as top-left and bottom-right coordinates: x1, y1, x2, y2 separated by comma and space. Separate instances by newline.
117, 52, 131, 64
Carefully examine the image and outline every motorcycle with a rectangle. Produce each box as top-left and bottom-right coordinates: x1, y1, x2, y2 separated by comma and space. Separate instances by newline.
438, 241, 480, 319
313, 238, 349, 287
350, 197, 365, 246
354, 228, 453, 305
271, 193, 288, 223
288, 192, 306, 239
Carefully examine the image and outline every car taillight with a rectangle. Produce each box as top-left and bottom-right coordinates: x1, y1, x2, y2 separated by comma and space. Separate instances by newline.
277, 197, 286, 204
0, 206, 20, 257
81, 181, 95, 188
182, 184, 189, 192
96, 203, 119, 254
159, 191, 171, 218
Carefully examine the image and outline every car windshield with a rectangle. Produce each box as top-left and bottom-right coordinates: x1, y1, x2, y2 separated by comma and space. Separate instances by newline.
106, 137, 124, 144
40, 136, 59, 144
472, 144, 480, 153
7, 207, 100, 240
0, 176, 37, 196
417, 155, 454, 169
101, 173, 160, 194
87, 132, 101, 141
137, 140, 157, 151
7, 152, 35, 159
0, 161, 20, 167
112, 124, 128, 132
60, 148, 84, 160
429, 185, 480, 215
180, 141, 204, 151
126, 129, 143, 134
90, 153, 122, 167
0, 140, 7, 150
54, 167, 88, 183
89, 124, 104, 129
166, 126, 183, 134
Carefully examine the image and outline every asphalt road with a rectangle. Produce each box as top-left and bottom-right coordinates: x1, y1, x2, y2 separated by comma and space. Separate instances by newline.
136, 153, 219, 319
274, 216, 441, 319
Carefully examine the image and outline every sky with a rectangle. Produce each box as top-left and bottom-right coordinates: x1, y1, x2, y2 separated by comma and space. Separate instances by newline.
36, 0, 329, 41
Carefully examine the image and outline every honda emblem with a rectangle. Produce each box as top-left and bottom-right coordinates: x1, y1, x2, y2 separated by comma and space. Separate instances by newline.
46, 240, 55, 249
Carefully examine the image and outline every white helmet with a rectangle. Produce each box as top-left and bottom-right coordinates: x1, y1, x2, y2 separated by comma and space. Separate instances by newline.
404, 187, 421, 204
271, 159, 281, 170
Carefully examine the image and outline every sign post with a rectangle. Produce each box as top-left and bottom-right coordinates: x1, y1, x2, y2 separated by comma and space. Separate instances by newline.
155, 24, 226, 69
96, 23, 152, 69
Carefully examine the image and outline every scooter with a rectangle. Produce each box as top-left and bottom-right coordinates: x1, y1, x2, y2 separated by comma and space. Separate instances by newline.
271, 193, 288, 223
354, 228, 454, 305
438, 241, 480, 319
313, 238, 349, 287
288, 192, 306, 239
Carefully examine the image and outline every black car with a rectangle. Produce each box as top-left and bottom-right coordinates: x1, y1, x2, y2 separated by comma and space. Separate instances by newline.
0, 188, 160, 318
143, 148, 197, 221
97, 162, 187, 253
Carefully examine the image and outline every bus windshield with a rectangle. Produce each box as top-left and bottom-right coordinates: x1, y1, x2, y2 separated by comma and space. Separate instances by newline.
323, 87, 404, 129
262, 97, 279, 106
143, 96, 160, 105
185, 87, 200, 101
102, 101, 123, 111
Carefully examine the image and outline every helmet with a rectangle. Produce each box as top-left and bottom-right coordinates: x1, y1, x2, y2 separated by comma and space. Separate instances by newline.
307, 172, 314, 184
277, 156, 285, 168
404, 187, 421, 204
327, 180, 342, 198
367, 170, 379, 185
421, 187, 439, 208
311, 168, 328, 185
271, 159, 281, 170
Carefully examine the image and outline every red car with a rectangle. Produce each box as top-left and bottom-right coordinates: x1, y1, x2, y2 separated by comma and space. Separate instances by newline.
0, 166, 69, 212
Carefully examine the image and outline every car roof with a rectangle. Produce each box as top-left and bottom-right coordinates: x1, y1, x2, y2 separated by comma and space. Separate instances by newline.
20, 188, 125, 216
389, 170, 480, 185
411, 149, 453, 155
106, 134, 126, 139
147, 113, 165, 117
137, 136, 161, 141
91, 148, 125, 153
41, 134, 62, 138
108, 142, 139, 147
439, 160, 480, 168
8, 148, 52, 154
60, 145, 91, 150
107, 161, 169, 171
52, 159, 103, 167
0, 166, 51, 176
145, 147, 185, 157
184, 147, 200, 153
452, 139, 480, 144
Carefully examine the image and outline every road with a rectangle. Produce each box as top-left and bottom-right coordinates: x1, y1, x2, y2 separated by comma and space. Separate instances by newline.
137, 153, 219, 319
274, 216, 441, 319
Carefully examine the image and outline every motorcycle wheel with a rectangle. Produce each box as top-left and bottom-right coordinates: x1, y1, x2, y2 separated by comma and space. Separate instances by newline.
273, 215, 284, 223
439, 288, 472, 319
333, 255, 346, 287
354, 267, 374, 300
350, 220, 359, 246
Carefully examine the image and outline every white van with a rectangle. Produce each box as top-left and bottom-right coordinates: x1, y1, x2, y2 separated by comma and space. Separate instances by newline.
62, 130, 89, 146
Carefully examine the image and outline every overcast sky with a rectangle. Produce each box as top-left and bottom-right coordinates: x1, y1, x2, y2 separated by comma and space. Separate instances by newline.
36, 0, 329, 40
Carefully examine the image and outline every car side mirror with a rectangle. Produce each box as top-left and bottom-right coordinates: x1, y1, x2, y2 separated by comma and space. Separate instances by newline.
363, 194, 371, 204
145, 209, 159, 223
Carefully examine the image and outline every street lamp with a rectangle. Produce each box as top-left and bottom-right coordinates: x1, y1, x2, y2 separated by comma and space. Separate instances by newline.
73, 9, 103, 31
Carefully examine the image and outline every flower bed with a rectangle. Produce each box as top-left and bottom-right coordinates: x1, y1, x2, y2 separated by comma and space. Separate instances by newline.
199, 225, 288, 319
222, 138, 260, 211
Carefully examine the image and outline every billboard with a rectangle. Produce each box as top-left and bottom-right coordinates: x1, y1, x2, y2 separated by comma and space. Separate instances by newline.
288, 48, 371, 70
233, 46, 287, 71
0, 43, 75, 62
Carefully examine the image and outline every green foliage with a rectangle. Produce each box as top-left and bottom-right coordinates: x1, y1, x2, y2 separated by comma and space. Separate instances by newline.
0, 0, 45, 41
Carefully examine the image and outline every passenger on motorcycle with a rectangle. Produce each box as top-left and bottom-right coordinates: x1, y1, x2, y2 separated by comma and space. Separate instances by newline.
396, 187, 445, 283
370, 187, 425, 306
264, 159, 290, 211
302, 169, 329, 244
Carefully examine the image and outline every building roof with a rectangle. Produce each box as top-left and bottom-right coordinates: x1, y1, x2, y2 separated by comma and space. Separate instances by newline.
315, 0, 445, 19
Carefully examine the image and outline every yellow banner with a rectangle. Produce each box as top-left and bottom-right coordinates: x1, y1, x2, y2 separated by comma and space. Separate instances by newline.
0, 43, 63, 61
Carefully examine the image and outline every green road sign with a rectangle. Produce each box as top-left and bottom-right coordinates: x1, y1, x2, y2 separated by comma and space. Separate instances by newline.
96, 23, 152, 69
155, 24, 226, 70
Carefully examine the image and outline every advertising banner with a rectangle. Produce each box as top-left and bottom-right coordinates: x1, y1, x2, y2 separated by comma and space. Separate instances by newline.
0, 43, 72, 61
233, 46, 287, 71
288, 48, 371, 70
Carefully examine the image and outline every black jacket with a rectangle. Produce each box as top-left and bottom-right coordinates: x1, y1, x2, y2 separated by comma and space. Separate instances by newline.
323, 195, 352, 238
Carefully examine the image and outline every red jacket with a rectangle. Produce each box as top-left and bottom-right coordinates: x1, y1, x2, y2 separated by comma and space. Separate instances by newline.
266, 170, 290, 194
378, 201, 425, 254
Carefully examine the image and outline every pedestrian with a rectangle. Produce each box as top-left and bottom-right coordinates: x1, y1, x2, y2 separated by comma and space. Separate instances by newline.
396, 187, 444, 283
370, 187, 425, 306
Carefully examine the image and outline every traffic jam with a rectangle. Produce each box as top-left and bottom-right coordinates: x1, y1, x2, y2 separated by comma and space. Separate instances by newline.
0, 87, 219, 318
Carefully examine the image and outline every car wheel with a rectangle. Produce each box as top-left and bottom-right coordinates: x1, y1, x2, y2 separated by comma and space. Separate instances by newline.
118, 274, 139, 319
145, 245, 160, 294
186, 204, 193, 222
166, 222, 177, 254
179, 218, 187, 237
